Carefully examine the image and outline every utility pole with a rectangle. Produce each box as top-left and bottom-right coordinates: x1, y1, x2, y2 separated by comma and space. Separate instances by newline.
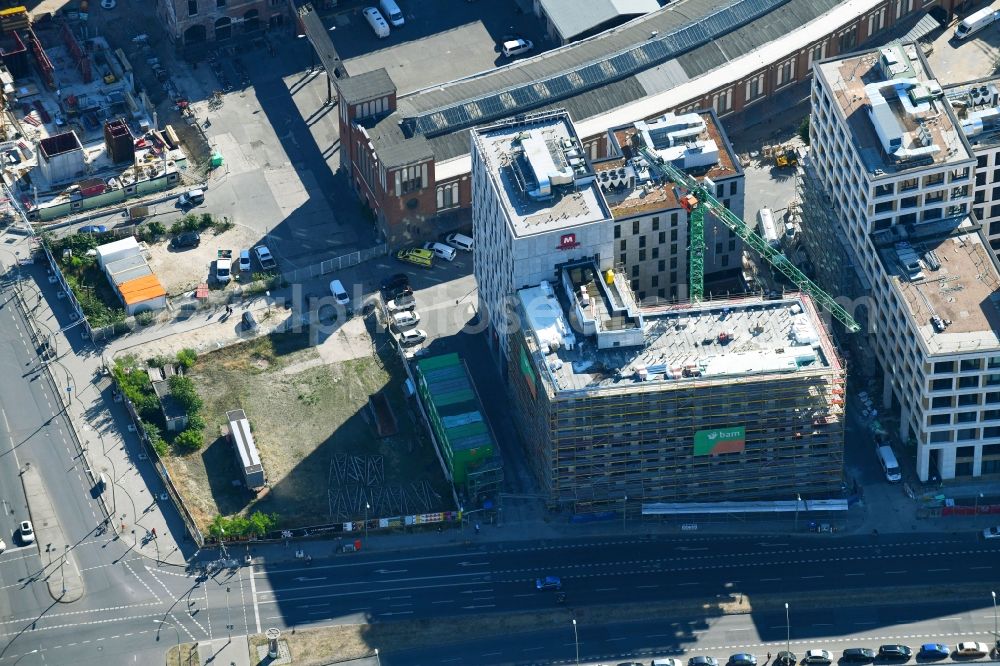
785, 602, 791, 655
226, 585, 233, 641
992, 591, 998, 649
622, 495, 628, 533
364, 502, 370, 548
572, 618, 580, 665
794, 494, 801, 532
61, 545, 68, 596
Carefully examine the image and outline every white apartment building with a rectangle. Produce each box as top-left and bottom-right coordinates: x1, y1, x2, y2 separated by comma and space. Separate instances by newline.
811, 43, 1000, 481
944, 77, 1000, 258
595, 109, 746, 302
471, 110, 616, 367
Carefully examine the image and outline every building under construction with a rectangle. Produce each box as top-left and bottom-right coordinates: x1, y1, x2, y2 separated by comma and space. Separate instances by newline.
507, 259, 846, 513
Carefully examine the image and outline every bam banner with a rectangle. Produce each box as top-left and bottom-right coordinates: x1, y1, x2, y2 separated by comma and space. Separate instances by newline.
693, 426, 746, 456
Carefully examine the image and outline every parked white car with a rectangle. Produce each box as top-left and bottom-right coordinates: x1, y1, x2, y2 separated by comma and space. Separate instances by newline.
255, 246, 276, 269
329, 279, 350, 306
19, 520, 34, 544
399, 328, 427, 346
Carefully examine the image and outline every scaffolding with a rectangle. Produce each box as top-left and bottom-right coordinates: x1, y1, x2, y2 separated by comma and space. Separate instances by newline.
507, 295, 848, 512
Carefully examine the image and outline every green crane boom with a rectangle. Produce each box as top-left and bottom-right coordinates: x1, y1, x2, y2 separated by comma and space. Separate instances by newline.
635, 145, 861, 333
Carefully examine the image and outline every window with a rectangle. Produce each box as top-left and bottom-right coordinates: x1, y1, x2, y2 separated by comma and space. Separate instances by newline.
614, 225, 621, 239
639, 235, 646, 249
639, 249, 646, 261
930, 431, 953, 443
929, 414, 951, 426
188, 0, 197, 15
671, 213, 679, 226
730, 182, 737, 196
988, 392, 1000, 404
958, 377, 979, 390
721, 255, 730, 267
657, 260, 665, 272
807, 43, 826, 69
900, 177, 919, 191
652, 247, 659, 259
931, 378, 952, 391
631, 265, 639, 278
934, 361, 955, 373
670, 257, 678, 269
776, 59, 795, 88
619, 253, 626, 265
398, 164, 424, 194
217, 0, 225, 6
924, 173, 945, 187
659, 231, 666, 244
961, 358, 983, 371
712, 88, 733, 115
619, 239, 627, 251
838, 27, 857, 52
932, 396, 953, 409
956, 412, 978, 423
715, 242, 723, 254
900, 195, 919, 209
652, 217, 660, 231
651, 275, 659, 287
989, 357, 1000, 369
867, 8, 885, 35
670, 229, 678, 242
436, 182, 459, 210
745, 74, 766, 102
632, 220, 640, 235
957, 428, 979, 442
958, 391, 981, 404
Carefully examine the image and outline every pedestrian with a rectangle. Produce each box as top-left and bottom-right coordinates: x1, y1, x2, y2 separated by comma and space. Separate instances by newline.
768, 653, 772, 662
151, 527, 157, 538
474, 523, 480, 534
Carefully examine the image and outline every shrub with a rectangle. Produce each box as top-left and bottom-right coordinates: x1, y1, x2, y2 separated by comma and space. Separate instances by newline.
135, 310, 156, 327
169, 375, 203, 414
199, 213, 214, 229
144, 422, 168, 457
176, 348, 198, 369
169, 221, 184, 236
182, 214, 200, 232
798, 116, 811, 146
147, 354, 173, 369
212, 217, 234, 234
208, 511, 279, 540
174, 427, 204, 452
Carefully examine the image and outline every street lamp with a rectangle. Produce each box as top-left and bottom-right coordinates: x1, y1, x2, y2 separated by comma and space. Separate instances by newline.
374, 648, 381, 666
622, 495, 628, 533
785, 602, 791, 655
976, 492, 984, 515
153, 619, 181, 661
992, 590, 998, 648
572, 618, 580, 665
365, 502, 370, 547
61, 545, 68, 596
794, 494, 802, 532
225, 585, 233, 641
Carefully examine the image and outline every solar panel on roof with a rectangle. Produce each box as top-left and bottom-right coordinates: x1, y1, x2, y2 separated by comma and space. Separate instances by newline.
404, 0, 791, 137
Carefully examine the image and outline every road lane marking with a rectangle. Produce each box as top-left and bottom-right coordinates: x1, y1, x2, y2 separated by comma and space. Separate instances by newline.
927, 568, 949, 572
800, 575, 824, 579
845, 573, 865, 577
884, 570, 907, 574
249, 560, 262, 633
761, 578, 781, 582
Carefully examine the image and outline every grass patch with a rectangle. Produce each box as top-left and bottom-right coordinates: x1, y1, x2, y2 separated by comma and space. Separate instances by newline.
164, 642, 200, 666
47, 233, 127, 327
166, 330, 450, 532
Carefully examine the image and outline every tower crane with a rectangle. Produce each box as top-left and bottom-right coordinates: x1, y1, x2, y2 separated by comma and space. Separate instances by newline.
632, 142, 861, 333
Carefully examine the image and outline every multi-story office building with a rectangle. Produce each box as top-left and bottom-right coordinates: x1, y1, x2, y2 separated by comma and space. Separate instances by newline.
809, 43, 1000, 481
944, 77, 1000, 257
470, 110, 615, 366
508, 266, 846, 510
594, 110, 745, 302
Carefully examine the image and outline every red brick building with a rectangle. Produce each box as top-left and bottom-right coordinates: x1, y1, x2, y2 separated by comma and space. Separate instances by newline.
155, 0, 290, 46
335, 0, 934, 247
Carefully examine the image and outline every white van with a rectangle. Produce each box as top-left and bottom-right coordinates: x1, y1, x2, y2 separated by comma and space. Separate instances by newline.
363, 7, 391, 38
391, 310, 421, 329
422, 241, 456, 262
876, 444, 902, 482
954, 7, 998, 40
379, 0, 404, 27
178, 188, 205, 207
445, 232, 474, 252
756, 207, 779, 248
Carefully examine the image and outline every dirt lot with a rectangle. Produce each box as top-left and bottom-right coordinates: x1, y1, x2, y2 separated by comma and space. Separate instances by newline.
163, 328, 451, 531
145, 220, 264, 296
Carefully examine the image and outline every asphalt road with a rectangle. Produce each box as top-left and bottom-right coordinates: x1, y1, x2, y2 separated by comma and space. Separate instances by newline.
250, 534, 1000, 632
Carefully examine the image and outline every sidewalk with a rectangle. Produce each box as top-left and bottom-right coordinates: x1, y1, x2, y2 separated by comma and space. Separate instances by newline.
4, 232, 192, 568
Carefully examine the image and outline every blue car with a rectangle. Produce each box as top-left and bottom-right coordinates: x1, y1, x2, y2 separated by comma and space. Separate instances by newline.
535, 575, 561, 591
78, 224, 107, 234
918, 644, 949, 660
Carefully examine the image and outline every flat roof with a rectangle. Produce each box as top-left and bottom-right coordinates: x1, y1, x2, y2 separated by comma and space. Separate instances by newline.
943, 76, 1000, 150
519, 285, 840, 394
226, 409, 263, 472
119, 274, 165, 305
538, 0, 661, 42
473, 111, 611, 237
874, 217, 1000, 355
815, 44, 973, 176
415, 354, 494, 454
599, 109, 741, 219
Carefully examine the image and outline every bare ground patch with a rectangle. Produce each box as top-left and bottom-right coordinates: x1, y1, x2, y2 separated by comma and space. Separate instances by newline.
145, 222, 263, 296
162, 331, 451, 531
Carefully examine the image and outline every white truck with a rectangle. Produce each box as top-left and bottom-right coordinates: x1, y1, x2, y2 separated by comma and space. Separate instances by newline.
215, 249, 232, 284
954, 7, 999, 40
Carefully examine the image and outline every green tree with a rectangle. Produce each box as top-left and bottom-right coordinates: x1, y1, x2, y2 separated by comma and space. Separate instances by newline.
176, 348, 198, 369
168, 375, 203, 414
247, 511, 278, 537
798, 115, 811, 146
174, 427, 204, 452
